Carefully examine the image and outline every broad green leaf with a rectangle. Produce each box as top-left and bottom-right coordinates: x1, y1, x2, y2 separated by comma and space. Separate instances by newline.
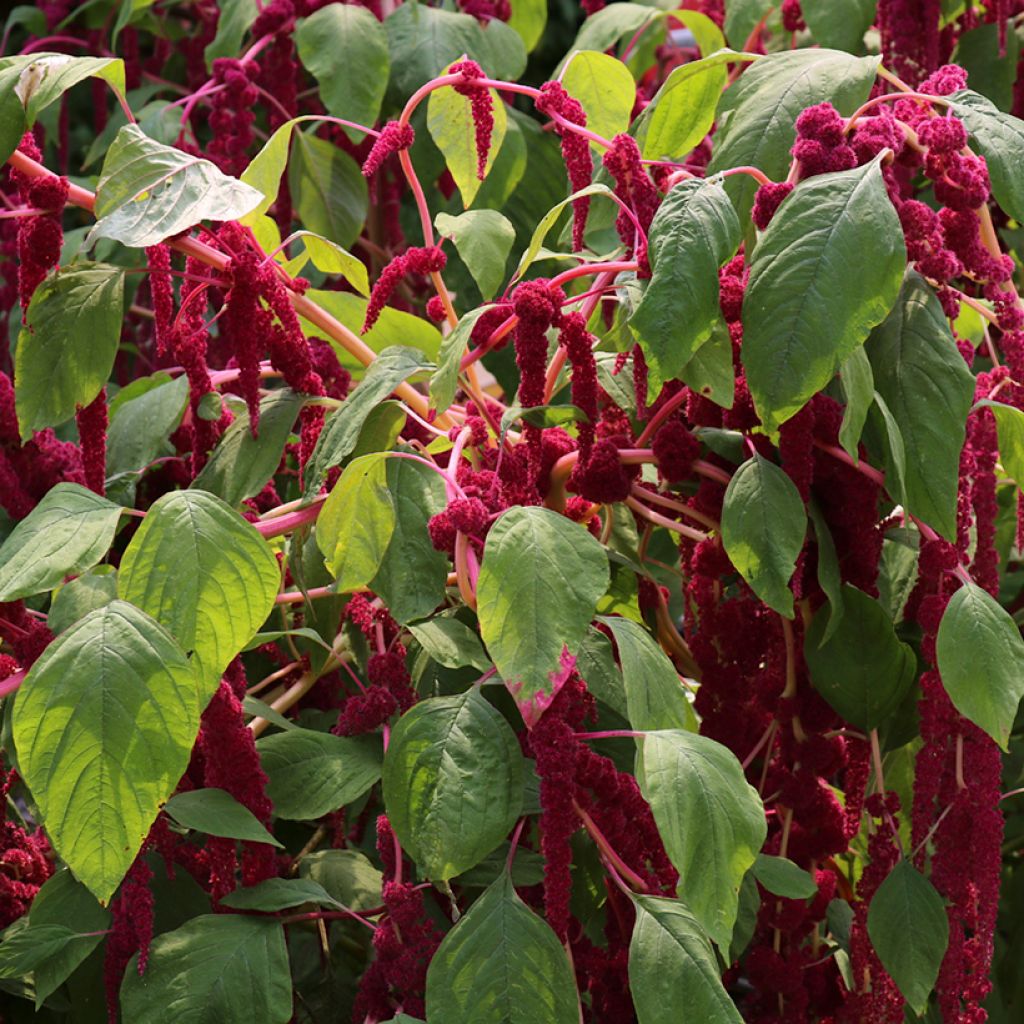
730, 872, 760, 963
241, 696, 298, 732
408, 617, 491, 673
425, 873, 578, 1024
878, 530, 920, 624
295, 5, 388, 135
639, 729, 767, 951
13, 601, 202, 903
724, 0, 773, 46
507, 0, 547, 51
707, 49, 880, 222
371, 458, 449, 624
106, 374, 189, 488
629, 895, 742, 1024
90, 125, 262, 248
599, 616, 695, 731
868, 390, 909, 508
288, 130, 368, 249
427, 72, 507, 208
298, 849, 382, 911
808, 501, 844, 646
743, 157, 905, 433
317, 452, 395, 589
805, 584, 917, 731
435, 210, 515, 300
867, 860, 949, 1016
192, 389, 303, 507
220, 877, 343, 912
163, 788, 283, 848
721, 455, 806, 618
15, 263, 124, 439
0, 925, 98, 981
47, 568, 118, 634
119, 489, 280, 688
633, 50, 750, 160
26, 868, 109, 1008
802, 0, 877, 52
14, 54, 125, 124
0, 57, 34, 165
240, 117, 303, 224
864, 272, 974, 541
561, 50, 635, 148
120, 916, 291, 1024
681, 318, 736, 409
430, 306, 490, 416
204, 0, 258, 68
383, 690, 524, 880
291, 232, 369, 295
303, 347, 432, 496
935, 582, 1024, 750
950, 89, 1024, 222
838, 345, 874, 459
953, 23, 1020, 113
257, 729, 382, 820
0, 484, 122, 602
477, 507, 609, 722
751, 855, 818, 899
984, 401, 1024, 491
568, 3, 659, 56
629, 179, 739, 388
575, 626, 627, 717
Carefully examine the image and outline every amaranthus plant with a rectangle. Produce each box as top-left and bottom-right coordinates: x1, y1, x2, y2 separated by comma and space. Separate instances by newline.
3, 1, 1024, 1022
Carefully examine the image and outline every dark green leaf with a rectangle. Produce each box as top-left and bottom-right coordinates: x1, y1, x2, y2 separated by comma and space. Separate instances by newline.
15, 263, 124, 438
288, 130, 368, 249
935, 582, 1024, 750
867, 860, 948, 1016
0, 926, 98, 981
801, 0, 877, 52
47, 568, 118, 634
629, 179, 740, 389
0, 483, 122, 602
724, 0, 773, 46
120, 916, 292, 1024
639, 729, 767, 951
805, 584, 917, 731
13, 601, 201, 902
575, 626, 627, 717
435, 210, 514, 300
629, 895, 742, 1024
204, 0, 258, 68
425, 873, 578, 1024
298, 849, 382, 911
220, 878, 342, 912
407, 617, 491, 673
383, 690, 524, 879
808, 502, 844, 646
106, 374, 188, 489
163, 788, 282, 848
257, 729, 382, 820
865, 272, 974, 541
952, 25, 1020, 113
751, 855, 818, 899
838, 345, 874, 459
680, 318, 736, 409
743, 156, 905, 433
721, 455, 806, 618
477, 507, 609, 723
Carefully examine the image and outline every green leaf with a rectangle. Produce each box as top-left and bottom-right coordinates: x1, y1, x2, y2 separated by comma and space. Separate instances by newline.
639, 729, 767, 951
26, 868, 109, 1008
120, 916, 292, 1024
838, 345, 874, 459
707, 49, 880, 222
950, 89, 1024, 222
430, 306, 490, 416
935, 582, 1024, 750
953, 24, 1020, 113
0, 58, 33, 166
317, 452, 395, 590
569, 3, 659, 56
629, 895, 743, 1024
507, 0, 547, 51
290, 232, 369, 295
805, 584, 917, 731
408, 617, 491, 672
257, 729, 382, 820
118, 489, 280, 688
427, 72, 507, 208
192, 389, 303, 507
14, 54, 125, 124
90, 125, 262, 248
0, 483, 122, 602
0, 925, 99, 981
435, 210, 515, 301
163, 788, 283, 848
383, 690, 524, 880
298, 849, 383, 911
633, 50, 748, 161
867, 860, 949, 1016
808, 501, 844, 646
204, 0, 258, 68
751, 855, 818, 899
477, 507, 609, 722
15, 262, 124, 439
561, 50, 635, 148
240, 118, 303, 225
742, 156, 905, 433
864, 272, 974, 541
371, 458, 449, 624
984, 401, 1024, 491
13, 601, 202, 903
575, 626, 626, 717
629, 179, 740, 388
288, 130, 368, 249
47, 568, 118, 635
106, 374, 189, 487
425, 873, 578, 1024
599, 616, 695, 732
681, 318, 736, 409
304, 346, 433, 496
295, 5, 389, 136
802, 0, 877, 52
724, 0, 773, 46
219, 877, 343, 912
868, 390, 909, 508
721, 455, 806, 618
